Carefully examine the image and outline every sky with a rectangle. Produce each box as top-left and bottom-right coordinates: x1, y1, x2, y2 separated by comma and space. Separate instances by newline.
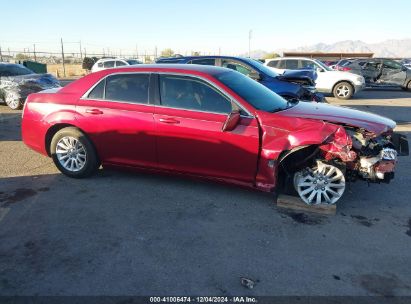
1, 0, 410, 56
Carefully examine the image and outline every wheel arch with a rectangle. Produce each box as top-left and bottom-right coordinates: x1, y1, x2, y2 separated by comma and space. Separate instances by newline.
45, 124, 99, 162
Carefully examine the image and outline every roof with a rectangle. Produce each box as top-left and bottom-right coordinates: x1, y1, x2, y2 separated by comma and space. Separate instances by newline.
108, 63, 232, 75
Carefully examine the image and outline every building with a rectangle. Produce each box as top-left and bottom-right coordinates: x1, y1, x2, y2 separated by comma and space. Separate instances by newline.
283, 52, 374, 61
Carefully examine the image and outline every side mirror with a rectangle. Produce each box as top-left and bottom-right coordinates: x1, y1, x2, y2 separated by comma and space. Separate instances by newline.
316, 67, 325, 73
222, 110, 240, 132
249, 72, 262, 81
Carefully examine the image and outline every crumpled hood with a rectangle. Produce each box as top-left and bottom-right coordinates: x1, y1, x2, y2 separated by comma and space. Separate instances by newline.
278, 101, 396, 135
276, 69, 317, 87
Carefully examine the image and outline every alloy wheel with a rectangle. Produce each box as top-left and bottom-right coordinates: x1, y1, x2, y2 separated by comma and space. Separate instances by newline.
55, 136, 87, 172
294, 161, 345, 205
336, 85, 350, 98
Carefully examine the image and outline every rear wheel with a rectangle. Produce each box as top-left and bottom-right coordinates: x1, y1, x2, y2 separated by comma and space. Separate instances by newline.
333, 81, 353, 100
293, 161, 346, 205
50, 127, 99, 178
407, 80, 411, 91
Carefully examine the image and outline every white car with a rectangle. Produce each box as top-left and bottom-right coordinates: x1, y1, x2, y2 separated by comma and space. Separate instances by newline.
265, 57, 365, 99
91, 58, 142, 73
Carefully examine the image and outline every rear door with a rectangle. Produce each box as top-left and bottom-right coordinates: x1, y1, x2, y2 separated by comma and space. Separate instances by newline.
154, 74, 260, 182
361, 59, 382, 84
379, 59, 407, 86
75, 73, 157, 167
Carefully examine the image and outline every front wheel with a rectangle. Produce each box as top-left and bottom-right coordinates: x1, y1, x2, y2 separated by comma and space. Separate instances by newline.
333, 82, 354, 100
5, 92, 23, 110
50, 127, 99, 178
293, 161, 346, 205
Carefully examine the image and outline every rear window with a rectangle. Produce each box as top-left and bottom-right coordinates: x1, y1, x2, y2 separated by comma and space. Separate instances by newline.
190, 58, 216, 66
105, 74, 149, 104
0, 64, 34, 77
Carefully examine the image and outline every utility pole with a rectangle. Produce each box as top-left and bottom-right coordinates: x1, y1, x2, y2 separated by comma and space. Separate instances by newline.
248, 29, 253, 58
135, 44, 138, 59
219, 47, 221, 56
155, 46, 157, 60
61, 38, 66, 77
0, 45, 3, 62
33, 44, 37, 61
84, 48, 87, 58
79, 41, 83, 59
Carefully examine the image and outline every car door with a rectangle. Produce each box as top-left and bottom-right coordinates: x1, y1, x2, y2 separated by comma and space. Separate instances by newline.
379, 59, 407, 86
300, 59, 328, 90
154, 74, 260, 182
361, 59, 382, 84
75, 73, 157, 167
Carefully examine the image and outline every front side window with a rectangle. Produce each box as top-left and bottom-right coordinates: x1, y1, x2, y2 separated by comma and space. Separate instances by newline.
103, 61, 115, 68
383, 60, 402, 70
221, 60, 253, 77
104, 74, 149, 104
159, 75, 232, 114
300, 60, 317, 69
190, 58, 216, 66
267, 60, 279, 68
115, 61, 127, 67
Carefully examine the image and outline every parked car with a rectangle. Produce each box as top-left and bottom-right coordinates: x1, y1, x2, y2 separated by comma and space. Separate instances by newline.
401, 59, 411, 69
156, 56, 325, 102
340, 58, 411, 90
265, 57, 365, 100
91, 58, 142, 73
22, 65, 408, 206
0, 63, 60, 110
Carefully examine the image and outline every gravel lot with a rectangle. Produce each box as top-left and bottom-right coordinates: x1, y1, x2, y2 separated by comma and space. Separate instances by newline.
0, 89, 410, 296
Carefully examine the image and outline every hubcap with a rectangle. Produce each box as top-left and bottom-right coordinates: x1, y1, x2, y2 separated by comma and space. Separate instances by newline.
336, 85, 350, 97
56, 136, 87, 172
294, 161, 345, 205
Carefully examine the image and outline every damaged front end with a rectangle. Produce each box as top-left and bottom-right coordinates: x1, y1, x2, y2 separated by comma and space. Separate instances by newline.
340, 127, 409, 183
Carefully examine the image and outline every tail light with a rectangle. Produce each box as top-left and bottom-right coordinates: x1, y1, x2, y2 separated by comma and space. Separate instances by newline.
337, 66, 352, 71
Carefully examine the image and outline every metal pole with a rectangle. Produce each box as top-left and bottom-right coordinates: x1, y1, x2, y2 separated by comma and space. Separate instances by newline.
33, 44, 37, 61
248, 30, 252, 58
0, 45, 3, 62
79, 41, 83, 59
61, 38, 66, 77
84, 48, 87, 58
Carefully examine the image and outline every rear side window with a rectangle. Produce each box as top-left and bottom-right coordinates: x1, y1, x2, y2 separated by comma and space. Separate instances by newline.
277, 60, 286, 69
103, 61, 115, 68
104, 74, 149, 104
87, 79, 105, 99
190, 58, 216, 66
159, 75, 232, 114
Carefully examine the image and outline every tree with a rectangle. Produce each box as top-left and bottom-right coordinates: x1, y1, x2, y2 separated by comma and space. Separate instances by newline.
82, 57, 98, 70
15, 53, 29, 61
191, 51, 201, 56
160, 48, 174, 58
263, 52, 280, 60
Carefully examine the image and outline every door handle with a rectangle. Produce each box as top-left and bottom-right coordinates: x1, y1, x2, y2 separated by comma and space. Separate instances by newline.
85, 109, 104, 115
158, 118, 180, 124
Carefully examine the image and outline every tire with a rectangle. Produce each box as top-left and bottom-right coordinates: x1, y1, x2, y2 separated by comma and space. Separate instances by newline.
407, 80, 411, 91
50, 127, 99, 178
333, 81, 354, 100
5, 92, 23, 110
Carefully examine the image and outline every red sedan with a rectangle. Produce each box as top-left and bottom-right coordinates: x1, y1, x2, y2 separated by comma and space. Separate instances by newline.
22, 65, 408, 205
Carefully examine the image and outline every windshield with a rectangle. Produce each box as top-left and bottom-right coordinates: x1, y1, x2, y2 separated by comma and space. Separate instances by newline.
241, 58, 279, 77
215, 70, 288, 113
126, 59, 141, 65
313, 59, 332, 71
0, 64, 34, 77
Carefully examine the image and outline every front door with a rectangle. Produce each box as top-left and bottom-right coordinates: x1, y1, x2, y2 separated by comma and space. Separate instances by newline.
154, 74, 260, 183
75, 73, 157, 167
379, 59, 407, 86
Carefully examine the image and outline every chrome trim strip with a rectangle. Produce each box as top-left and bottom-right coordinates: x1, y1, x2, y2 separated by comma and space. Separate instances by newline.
80, 71, 255, 118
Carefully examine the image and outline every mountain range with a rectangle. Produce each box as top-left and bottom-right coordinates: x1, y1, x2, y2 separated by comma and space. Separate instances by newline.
246, 39, 411, 58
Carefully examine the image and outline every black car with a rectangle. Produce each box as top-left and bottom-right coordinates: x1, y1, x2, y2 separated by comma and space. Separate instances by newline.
0, 63, 61, 110
338, 58, 411, 91
155, 56, 326, 102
